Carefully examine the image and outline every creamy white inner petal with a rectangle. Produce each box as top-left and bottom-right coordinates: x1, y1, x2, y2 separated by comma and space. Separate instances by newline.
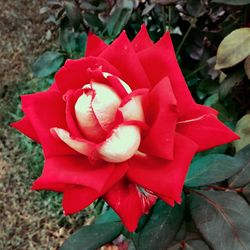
102, 72, 132, 94
51, 127, 93, 155
73, 80, 142, 163
74, 83, 121, 141
120, 96, 145, 122
98, 125, 141, 163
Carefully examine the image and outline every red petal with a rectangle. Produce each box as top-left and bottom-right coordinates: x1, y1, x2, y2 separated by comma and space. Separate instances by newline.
32, 182, 70, 192
128, 133, 198, 202
62, 162, 129, 214
100, 31, 151, 89
104, 179, 144, 232
20, 90, 78, 157
177, 111, 239, 151
158, 195, 175, 206
140, 77, 178, 160
11, 116, 39, 142
55, 57, 121, 94
132, 24, 153, 52
63, 186, 99, 214
103, 73, 131, 98
50, 127, 96, 156
137, 32, 196, 115
32, 156, 115, 192
64, 88, 84, 137
85, 33, 108, 57
120, 88, 149, 123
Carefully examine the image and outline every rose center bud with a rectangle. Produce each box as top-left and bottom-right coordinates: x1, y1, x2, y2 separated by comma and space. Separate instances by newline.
74, 81, 142, 163
74, 83, 121, 142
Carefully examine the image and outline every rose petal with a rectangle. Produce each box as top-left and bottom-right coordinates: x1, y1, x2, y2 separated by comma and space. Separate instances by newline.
11, 116, 39, 142
32, 156, 115, 192
85, 33, 108, 57
98, 125, 141, 163
55, 57, 122, 94
128, 133, 198, 202
177, 110, 239, 151
51, 127, 95, 156
132, 24, 153, 52
137, 32, 196, 114
103, 72, 132, 97
136, 186, 157, 213
86, 83, 121, 132
74, 86, 106, 142
20, 90, 78, 157
158, 195, 175, 207
119, 89, 148, 122
63, 161, 129, 214
104, 179, 145, 232
64, 89, 85, 137
140, 77, 178, 160
31, 182, 70, 192
63, 186, 99, 215
100, 31, 151, 89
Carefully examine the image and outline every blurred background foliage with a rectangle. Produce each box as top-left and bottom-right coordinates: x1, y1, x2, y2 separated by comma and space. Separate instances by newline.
36, 0, 250, 129
1, 0, 250, 249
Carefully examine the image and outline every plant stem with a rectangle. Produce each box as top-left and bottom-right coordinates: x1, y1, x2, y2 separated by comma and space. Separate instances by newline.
176, 20, 194, 55
185, 62, 208, 79
168, 6, 172, 32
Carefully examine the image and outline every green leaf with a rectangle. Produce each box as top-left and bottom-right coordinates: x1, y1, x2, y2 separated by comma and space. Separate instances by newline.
198, 79, 219, 95
32, 51, 64, 78
204, 92, 219, 106
185, 154, 241, 187
84, 12, 104, 33
77, 32, 87, 56
189, 190, 250, 250
168, 240, 210, 250
64, 1, 82, 30
212, 0, 250, 5
243, 183, 250, 203
95, 208, 120, 225
228, 144, 250, 188
106, 0, 134, 38
185, 240, 210, 250
60, 222, 123, 250
233, 115, 250, 152
59, 28, 77, 54
215, 28, 250, 69
134, 199, 185, 250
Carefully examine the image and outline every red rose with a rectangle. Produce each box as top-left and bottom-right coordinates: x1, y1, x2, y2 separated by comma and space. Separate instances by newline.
12, 25, 238, 232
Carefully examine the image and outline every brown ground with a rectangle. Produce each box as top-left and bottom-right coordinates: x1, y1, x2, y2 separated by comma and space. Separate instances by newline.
0, 1, 82, 249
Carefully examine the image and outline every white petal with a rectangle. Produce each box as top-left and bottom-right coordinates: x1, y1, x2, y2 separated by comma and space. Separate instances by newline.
98, 125, 141, 163
103, 72, 132, 94
120, 96, 145, 122
51, 127, 94, 155
74, 90, 104, 141
84, 83, 121, 131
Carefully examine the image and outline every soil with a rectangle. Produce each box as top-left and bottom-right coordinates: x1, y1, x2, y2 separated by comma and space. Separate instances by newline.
0, 1, 75, 249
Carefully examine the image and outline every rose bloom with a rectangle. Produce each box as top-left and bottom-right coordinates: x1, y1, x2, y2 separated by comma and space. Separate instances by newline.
12, 25, 238, 232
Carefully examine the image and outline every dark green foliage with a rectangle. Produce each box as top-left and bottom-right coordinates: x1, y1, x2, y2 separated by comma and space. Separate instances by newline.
32, 51, 64, 78
185, 154, 242, 187
132, 199, 185, 250
228, 144, 250, 188
60, 222, 123, 250
189, 190, 250, 250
